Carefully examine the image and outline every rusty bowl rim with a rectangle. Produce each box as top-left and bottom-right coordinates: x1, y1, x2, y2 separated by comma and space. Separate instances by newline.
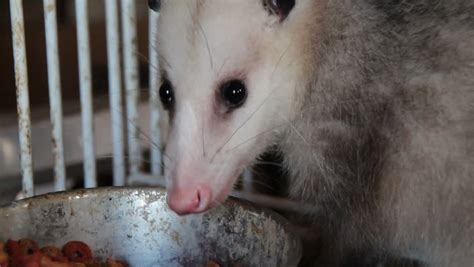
0, 186, 303, 261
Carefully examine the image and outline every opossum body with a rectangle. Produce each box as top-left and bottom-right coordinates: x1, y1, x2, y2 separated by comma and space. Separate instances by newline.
153, 0, 474, 266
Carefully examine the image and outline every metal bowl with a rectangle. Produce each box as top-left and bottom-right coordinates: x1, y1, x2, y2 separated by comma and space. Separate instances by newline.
0, 187, 302, 267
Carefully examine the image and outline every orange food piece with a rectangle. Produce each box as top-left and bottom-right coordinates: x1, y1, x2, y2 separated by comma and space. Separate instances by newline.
6, 239, 41, 267
19, 251, 42, 267
0, 252, 7, 267
0, 240, 8, 266
106, 258, 127, 267
62, 241, 93, 263
205, 261, 221, 267
5, 240, 19, 256
3, 239, 128, 267
6, 240, 21, 267
82, 260, 105, 267
40, 246, 62, 258
40, 246, 68, 263
1, 239, 242, 267
0, 253, 7, 265
40, 255, 87, 267
18, 239, 39, 256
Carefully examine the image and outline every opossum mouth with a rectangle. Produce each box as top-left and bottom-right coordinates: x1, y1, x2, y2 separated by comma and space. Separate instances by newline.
208, 172, 241, 210
215, 183, 234, 204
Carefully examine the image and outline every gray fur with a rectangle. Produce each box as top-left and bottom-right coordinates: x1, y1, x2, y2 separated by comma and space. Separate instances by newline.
280, 0, 474, 265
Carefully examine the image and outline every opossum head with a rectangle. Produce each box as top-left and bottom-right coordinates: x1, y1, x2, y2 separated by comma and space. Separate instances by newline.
154, 0, 315, 215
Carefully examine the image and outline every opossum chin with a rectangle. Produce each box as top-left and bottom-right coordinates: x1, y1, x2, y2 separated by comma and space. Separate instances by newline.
208, 174, 240, 209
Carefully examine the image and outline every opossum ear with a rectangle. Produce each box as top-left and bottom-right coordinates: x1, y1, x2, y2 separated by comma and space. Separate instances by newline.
263, 0, 296, 21
148, 0, 161, 12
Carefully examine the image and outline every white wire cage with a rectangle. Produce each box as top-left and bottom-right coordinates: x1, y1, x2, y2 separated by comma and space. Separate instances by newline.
5, 0, 168, 199
0, 0, 320, 227
0, 0, 263, 212
2, 0, 256, 203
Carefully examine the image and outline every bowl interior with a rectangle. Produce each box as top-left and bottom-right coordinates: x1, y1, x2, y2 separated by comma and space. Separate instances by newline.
0, 187, 301, 267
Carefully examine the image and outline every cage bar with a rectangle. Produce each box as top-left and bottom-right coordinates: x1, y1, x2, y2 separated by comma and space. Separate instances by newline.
43, 0, 67, 191
105, 0, 126, 186
9, 0, 34, 197
121, 0, 142, 175
242, 169, 254, 192
75, 0, 97, 188
148, 8, 162, 176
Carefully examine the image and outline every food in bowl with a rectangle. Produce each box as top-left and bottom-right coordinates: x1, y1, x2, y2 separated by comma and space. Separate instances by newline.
1, 239, 127, 267
1, 239, 239, 267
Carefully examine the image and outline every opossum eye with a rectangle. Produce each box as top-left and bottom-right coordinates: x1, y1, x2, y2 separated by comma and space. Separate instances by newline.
219, 80, 247, 110
159, 79, 174, 110
148, 0, 160, 12
263, 0, 296, 21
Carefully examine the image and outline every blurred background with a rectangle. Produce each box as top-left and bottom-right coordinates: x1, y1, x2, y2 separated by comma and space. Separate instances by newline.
0, 0, 152, 204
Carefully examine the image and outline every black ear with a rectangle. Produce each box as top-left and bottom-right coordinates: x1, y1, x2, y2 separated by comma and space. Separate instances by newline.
263, 0, 296, 21
148, 0, 161, 12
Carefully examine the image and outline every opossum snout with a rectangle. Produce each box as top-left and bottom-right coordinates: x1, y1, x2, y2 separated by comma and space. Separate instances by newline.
166, 184, 212, 215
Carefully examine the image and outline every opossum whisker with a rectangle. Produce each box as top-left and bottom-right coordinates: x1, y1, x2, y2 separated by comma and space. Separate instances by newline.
241, 177, 281, 193
95, 154, 166, 169
278, 113, 311, 146
197, 20, 214, 70
185, 0, 212, 69
224, 120, 291, 153
212, 91, 277, 161
122, 117, 158, 147
133, 43, 173, 73
158, 53, 172, 71
204, 163, 238, 214
246, 85, 391, 109
133, 50, 157, 71
229, 190, 319, 215
128, 135, 174, 163
201, 117, 206, 157
211, 102, 265, 161
127, 136, 172, 159
211, 42, 295, 160
225, 128, 279, 153
248, 168, 287, 188
253, 160, 286, 168
124, 137, 173, 167
248, 177, 287, 190
123, 117, 175, 163
216, 57, 229, 77
271, 38, 293, 79
101, 107, 173, 164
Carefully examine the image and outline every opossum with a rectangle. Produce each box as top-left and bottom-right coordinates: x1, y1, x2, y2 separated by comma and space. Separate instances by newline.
151, 0, 474, 266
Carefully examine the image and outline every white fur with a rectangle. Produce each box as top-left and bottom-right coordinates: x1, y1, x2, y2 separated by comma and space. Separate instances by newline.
157, 0, 307, 202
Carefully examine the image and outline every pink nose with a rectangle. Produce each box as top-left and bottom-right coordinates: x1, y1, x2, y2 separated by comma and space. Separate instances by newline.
166, 186, 211, 215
